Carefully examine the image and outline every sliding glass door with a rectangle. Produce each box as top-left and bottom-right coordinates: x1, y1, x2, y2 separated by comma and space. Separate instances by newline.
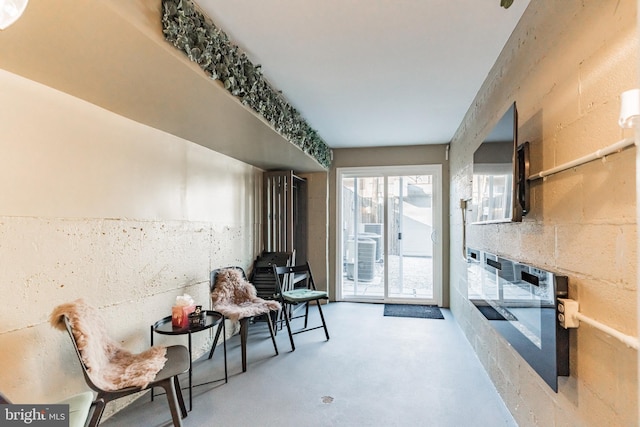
337, 165, 442, 305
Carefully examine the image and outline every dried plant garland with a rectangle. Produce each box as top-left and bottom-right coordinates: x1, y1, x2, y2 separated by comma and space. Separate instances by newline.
161, 0, 332, 168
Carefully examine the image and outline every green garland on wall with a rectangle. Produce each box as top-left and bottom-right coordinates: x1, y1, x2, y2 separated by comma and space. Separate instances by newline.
161, 0, 332, 169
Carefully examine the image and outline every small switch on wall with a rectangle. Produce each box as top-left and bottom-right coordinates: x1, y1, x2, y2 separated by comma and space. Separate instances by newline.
557, 298, 580, 328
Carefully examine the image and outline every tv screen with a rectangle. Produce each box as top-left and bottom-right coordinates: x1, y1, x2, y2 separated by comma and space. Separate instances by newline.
471, 102, 523, 223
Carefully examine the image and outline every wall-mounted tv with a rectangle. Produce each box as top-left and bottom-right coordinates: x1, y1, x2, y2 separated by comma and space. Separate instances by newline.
471, 102, 527, 224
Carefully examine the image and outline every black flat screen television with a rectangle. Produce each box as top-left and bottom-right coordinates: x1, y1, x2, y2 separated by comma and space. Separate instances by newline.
471, 102, 527, 223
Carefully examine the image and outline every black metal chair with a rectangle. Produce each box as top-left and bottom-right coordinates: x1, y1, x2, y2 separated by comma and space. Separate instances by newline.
210, 266, 280, 372
249, 252, 293, 333
51, 301, 189, 427
273, 262, 330, 351
250, 252, 293, 301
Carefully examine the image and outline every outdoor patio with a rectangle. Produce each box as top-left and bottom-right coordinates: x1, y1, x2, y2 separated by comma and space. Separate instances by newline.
341, 254, 433, 299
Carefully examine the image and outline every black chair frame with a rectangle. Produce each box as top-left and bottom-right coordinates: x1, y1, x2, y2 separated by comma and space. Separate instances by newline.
273, 262, 330, 351
249, 252, 293, 332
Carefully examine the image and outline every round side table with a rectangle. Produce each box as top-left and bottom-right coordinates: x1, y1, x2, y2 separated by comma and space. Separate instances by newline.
151, 310, 227, 411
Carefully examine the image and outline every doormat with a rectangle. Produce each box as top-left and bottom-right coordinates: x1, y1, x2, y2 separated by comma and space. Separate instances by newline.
383, 304, 444, 319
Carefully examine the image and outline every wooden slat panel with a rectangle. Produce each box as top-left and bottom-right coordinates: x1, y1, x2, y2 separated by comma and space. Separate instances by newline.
264, 170, 295, 253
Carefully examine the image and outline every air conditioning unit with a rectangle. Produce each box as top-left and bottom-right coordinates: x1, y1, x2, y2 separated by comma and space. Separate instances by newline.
363, 223, 383, 261
346, 237, 376, 281
357, 238, 376, 281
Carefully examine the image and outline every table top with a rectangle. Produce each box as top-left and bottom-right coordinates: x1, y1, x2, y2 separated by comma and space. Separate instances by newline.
152, 310, 224, 335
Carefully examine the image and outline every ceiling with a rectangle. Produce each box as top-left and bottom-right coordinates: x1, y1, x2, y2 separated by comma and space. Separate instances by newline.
196, 0, 530, 149
0, 1, 528, 172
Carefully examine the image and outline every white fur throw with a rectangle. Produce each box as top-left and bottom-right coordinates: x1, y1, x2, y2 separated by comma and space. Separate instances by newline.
50, 299, 167, 391
211, 268, 281, 321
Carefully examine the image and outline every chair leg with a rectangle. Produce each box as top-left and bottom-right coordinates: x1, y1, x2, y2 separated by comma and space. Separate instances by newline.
303, 302, 310, 329
266, 313, 279, 356
174, 375, 187, 418
240, 317, 249, 372
86, 397, 105, 427
316, 301, 330, 341
208, 320, 224, 360
271, 310, 279, 334
281, 303, 296, 351
162, 378, 184, 427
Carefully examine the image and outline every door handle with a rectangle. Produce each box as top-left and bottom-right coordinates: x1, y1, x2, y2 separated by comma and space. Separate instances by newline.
431, 230, 437, 243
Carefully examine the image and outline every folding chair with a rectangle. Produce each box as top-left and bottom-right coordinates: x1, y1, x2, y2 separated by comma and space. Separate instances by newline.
273, 262, 330, 351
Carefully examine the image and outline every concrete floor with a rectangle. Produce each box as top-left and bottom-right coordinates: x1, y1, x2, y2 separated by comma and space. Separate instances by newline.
102, 302, 517, 427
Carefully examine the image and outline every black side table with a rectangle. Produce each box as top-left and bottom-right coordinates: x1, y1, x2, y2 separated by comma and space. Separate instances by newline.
151, 310, 228, 411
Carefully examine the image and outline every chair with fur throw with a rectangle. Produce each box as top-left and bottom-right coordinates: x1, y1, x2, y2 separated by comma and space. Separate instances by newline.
210, 267, 281, 372
51, 299, 189, 427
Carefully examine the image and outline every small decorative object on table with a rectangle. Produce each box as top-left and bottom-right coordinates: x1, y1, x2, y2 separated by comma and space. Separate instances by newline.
172, 294, 196, 328
189, 305, 206, 327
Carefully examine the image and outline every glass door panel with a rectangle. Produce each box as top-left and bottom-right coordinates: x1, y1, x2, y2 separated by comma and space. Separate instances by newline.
341, 176, 385, 298
387, 175, 434, 300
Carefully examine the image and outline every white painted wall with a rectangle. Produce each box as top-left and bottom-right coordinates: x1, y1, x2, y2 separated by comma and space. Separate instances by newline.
449, 1, 638, 426
0, 69, 262, 415
300, 172, 330, 294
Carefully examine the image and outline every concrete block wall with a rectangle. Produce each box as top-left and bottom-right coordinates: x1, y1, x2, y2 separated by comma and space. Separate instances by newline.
449, 1, 638, 426
0, 69, 262, 416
